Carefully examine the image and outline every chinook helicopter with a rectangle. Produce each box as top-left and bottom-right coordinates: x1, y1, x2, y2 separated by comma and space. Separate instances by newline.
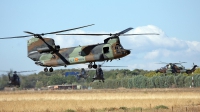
156, 62, 198, 74
0, 70, 36, 87
0, 24, 158, 72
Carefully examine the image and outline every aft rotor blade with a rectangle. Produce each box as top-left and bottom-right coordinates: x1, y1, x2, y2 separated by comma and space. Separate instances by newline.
24, 31, 35, 35
121, 33, 159, 36
0, 24, 94, 39
44, 24, 94, 35
0, 35, 32, 39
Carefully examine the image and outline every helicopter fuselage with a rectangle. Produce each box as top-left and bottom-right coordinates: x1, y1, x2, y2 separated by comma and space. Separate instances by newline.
28, 36, 130, 68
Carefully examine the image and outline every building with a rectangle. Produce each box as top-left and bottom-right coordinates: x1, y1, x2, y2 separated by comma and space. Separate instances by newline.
64, 72, 79, 77
48, 84, 78, 90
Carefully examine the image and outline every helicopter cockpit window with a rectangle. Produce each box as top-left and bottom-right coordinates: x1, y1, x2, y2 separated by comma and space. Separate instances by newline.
103, 47, 109, 53
115, 44, 123, 53
115, 44, 123, 49
52, 55, 56, 59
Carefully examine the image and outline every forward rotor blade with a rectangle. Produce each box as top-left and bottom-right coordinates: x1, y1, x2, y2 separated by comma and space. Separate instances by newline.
44, 24, 94, 35
57, 27, 134, 36
121, 33, 159, 36
117, 27, 133, 35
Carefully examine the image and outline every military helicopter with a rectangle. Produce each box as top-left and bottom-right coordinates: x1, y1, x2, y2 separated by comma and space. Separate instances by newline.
155, 62, 198, 74
0, 70, 36, 87
77, 68, 90, 80
77, 62, 127, 82
0, 24, 158, 72
92, 63, 128, 82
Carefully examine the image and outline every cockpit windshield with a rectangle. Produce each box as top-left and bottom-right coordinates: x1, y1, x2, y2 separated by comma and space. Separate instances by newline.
115, 44, 124, 50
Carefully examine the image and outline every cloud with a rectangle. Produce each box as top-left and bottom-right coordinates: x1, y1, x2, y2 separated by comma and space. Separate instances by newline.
127, 62, 162, 70
144, 50, 159, 60
125, 25, 189, 52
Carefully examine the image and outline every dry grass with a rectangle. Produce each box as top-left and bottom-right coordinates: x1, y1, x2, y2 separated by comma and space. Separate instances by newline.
0, 88, 200, 112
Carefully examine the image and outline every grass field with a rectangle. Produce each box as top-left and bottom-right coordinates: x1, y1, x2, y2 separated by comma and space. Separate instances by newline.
0, 88, 200, 112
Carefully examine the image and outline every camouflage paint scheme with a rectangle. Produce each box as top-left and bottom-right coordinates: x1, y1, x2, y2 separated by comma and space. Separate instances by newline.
27, 36, 130, 67
156, 64, 198, 74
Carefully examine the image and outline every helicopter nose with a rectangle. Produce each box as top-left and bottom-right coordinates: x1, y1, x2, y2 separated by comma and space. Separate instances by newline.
127, 50, 131, 54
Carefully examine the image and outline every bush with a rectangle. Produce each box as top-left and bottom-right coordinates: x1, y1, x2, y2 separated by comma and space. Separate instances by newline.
119, 106, 128, 110
65, 109, 75, 112
154, 105, 169, 109
90, 108, 96, 112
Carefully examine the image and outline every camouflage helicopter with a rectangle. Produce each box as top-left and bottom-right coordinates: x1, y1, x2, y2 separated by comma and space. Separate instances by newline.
155, 62, 198, 74
0, 24, 158, 72
0, 70, 36, 87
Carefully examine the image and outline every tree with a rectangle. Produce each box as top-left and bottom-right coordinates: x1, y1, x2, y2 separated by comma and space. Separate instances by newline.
0, 75, 8, 90
175, 74, 186, 88
194, 68, 200, 74
47, 75, 67, 85
35, 81, 43, 88
66, 75, 77, 84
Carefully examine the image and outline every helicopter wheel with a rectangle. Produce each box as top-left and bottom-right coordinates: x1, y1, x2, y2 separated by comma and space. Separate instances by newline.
49, 67, 53, 72
44, 68, 48, 72
88, 62, 93, 69
93, 64, 97, 69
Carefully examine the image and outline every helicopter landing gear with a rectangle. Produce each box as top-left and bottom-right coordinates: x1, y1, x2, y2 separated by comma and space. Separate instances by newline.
88, 62, 97, 69
93, 63, 97, 69
44, 67, 48, 72
88, 62, 93, 69
44, 67, 53, 72
49, 67, 53, 72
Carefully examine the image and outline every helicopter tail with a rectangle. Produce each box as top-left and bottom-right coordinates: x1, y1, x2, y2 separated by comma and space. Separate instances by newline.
8, 73, 11, 81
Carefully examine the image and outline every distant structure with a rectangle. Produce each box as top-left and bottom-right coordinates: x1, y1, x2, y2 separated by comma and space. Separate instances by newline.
48, 84, 81, 90
64, 72, 79, 77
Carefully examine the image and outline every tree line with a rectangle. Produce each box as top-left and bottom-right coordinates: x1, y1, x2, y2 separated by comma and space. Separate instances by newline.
0, 68, 200, 90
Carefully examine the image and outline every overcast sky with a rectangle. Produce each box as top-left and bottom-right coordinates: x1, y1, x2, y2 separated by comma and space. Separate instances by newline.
0, 0, 199, 74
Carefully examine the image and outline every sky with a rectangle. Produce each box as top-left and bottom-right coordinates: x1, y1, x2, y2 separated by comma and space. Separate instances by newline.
0, 0, 200, 74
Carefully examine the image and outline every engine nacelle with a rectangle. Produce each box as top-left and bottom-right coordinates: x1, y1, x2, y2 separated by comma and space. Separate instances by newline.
37, 47, 51, 53
37, 45, 60, 53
